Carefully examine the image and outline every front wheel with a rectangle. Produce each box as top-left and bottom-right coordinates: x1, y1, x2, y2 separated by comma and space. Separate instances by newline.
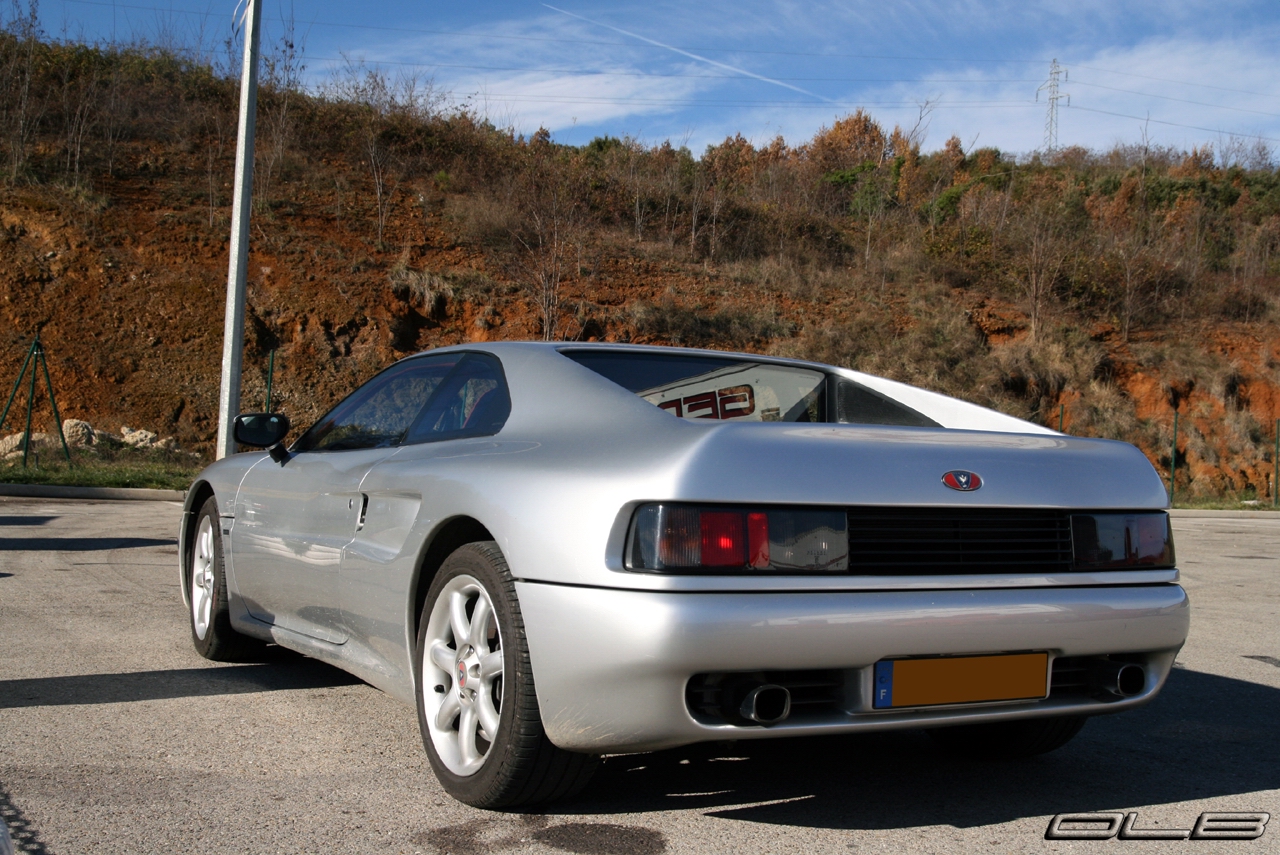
189, 495, 263, 661
415, 541, 596, 808
927, 714, 1087, 758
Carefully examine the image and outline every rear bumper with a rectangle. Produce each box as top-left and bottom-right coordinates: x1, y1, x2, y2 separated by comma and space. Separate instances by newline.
516, 581, 1190, 753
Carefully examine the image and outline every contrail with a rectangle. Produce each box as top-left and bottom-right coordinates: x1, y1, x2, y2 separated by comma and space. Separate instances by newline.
542, 4, 831, 102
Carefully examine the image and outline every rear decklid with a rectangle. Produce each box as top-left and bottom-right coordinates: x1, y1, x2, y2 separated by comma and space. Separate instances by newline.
674, 422, 1168, 510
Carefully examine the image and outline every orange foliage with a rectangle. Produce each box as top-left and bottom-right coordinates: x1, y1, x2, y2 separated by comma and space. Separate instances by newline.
805, 110, 887, 172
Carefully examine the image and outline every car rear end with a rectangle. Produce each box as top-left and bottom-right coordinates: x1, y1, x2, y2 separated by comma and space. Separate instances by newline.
513, 422, 1187, 755
491, 345, 1189, 755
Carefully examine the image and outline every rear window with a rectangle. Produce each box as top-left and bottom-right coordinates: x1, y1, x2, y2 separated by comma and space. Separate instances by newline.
565, 348, 936, 427
561, 350, 936, 426
563, 350, 822, 422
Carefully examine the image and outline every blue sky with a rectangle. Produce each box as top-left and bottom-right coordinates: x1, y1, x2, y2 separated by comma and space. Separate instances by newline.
27, 0, 1280, 158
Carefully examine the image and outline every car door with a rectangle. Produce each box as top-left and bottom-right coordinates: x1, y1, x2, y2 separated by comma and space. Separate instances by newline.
230, 353, 460, 643
340, 353, 512, 663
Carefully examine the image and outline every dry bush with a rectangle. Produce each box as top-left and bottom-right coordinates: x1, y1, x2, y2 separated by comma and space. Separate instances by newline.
630, 300, 787, 349
446, 192, 520, 248
389, 261, 451, 319
1068, 380, 1144, 441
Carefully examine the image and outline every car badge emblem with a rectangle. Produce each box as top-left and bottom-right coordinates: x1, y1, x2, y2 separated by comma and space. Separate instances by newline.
942, 470, 982, 491
457, 663, 467, 688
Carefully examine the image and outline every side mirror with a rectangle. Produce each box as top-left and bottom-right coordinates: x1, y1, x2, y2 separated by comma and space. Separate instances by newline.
233, 413, 291, 462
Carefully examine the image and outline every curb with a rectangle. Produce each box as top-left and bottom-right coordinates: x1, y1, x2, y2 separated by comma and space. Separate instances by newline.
0, 483, 186, 502
1169, 508, 1280, 519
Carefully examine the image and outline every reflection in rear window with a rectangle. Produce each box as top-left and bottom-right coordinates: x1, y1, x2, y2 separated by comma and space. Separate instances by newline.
561, 349, 938, 427
561, 351, 822, 422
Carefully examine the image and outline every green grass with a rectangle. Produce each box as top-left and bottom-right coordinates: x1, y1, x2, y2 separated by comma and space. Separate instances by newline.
1172, 497, 1280, 511
0, 448, 205, 491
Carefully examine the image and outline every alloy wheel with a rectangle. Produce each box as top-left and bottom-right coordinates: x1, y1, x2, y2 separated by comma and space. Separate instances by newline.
422, 574, 505, 776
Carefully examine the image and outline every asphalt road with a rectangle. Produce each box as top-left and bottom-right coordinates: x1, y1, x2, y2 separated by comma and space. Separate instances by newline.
1, 499, 1277, 854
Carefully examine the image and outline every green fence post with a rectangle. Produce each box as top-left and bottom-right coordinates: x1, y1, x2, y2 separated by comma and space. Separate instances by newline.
1058, 403, 1065, 433
0, 337, 38, 432
1168, 411, 1178, 505
21, 342, 38, 468
264, 349, 276, 412
37, 338, 73, 465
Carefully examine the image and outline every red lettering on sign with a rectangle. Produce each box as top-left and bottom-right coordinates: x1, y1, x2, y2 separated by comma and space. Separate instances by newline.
718, 385, 755, 419
658, 399, 683, 417
684, 391, 719, 419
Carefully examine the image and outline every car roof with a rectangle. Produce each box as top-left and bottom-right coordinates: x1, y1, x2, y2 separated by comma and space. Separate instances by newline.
408, 340, 838, 374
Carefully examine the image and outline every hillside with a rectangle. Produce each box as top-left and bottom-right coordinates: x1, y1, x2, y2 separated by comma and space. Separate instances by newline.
2, 33, 1279, 500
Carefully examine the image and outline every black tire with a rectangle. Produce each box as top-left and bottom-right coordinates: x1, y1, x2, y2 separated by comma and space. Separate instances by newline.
414, 541, 597, 809
188, 496, 264, 661
927, 715, 1087, 759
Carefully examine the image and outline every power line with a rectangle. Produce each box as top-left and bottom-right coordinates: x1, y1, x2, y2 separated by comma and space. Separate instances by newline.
1066, 104, 1280, 145
1071, 79, 1280, 120
1071, 63, 1280, 102
460, 92, 1036, 109
306, 55, 1043, 85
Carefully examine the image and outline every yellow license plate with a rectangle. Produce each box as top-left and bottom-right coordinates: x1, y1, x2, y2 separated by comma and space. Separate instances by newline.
873, 653, 1049, 709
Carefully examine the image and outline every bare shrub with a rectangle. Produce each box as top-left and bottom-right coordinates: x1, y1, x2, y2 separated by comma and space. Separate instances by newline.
631, 300, 787, 349
447, 192, 520, 247
389, 259, 451, 319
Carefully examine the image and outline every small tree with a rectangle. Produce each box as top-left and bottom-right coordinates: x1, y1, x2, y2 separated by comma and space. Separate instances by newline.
510, 132, 582, 341
1, 0, 44, 182
1010, 188, 1072, 342
255, 19, 305, 212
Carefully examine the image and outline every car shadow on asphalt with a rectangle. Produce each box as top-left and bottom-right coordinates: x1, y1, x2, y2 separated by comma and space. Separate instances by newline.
566, 667, 1279, 830
0, 536, 177, 551
0, 651, 362, 709
0, 515, 58, 526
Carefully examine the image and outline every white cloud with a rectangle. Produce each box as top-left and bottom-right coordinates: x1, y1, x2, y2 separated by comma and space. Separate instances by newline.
317, 2, 1280, 156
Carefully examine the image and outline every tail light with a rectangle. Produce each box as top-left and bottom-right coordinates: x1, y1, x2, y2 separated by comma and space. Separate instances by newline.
1071, 512, 1175, 570
628, 504, 849, 574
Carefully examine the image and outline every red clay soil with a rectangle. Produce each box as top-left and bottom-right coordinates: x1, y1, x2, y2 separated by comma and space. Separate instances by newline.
2, 140, 1279, 499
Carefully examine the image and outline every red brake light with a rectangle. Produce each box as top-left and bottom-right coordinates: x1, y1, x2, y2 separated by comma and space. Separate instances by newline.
628, 504, 848, 574
700, 512, 745, 566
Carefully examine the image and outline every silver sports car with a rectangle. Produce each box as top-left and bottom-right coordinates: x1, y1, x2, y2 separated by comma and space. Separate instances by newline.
180, 342, 1189, 808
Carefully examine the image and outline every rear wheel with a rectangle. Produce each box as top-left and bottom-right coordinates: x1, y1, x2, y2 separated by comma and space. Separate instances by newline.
927, 715, 1087, 758
189, 496, 264, 661
415, 541, 597, 808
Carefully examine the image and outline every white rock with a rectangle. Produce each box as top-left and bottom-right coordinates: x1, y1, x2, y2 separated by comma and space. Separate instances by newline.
62, 419, 95, 447
0, 432, 53, 455
121, 427, 158, 448
0, 433, 23, 455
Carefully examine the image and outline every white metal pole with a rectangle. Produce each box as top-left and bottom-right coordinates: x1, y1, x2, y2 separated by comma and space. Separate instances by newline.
216, 0, 264, 459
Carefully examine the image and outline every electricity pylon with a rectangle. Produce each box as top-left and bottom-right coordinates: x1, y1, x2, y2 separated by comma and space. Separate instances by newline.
1037, 59, 1070, 152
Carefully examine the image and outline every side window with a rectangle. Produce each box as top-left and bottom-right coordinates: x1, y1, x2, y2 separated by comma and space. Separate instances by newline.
295, 355, 460, 452
403, 353, 511, 444
835, 379, 939, 428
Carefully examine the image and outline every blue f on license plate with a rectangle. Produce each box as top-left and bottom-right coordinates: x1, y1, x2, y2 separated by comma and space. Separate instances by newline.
873, 653, 1049, 709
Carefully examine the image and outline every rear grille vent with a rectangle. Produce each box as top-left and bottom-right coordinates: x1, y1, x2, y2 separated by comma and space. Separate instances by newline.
1048, 656, 1095, 698
686, 670, 843, 724
1049, 654, 1146, 701
847, 508, 1073, 575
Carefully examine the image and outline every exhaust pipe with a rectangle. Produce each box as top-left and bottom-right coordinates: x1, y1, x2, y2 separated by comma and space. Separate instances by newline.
739, 684, 791, 725
1093, 662, 1146, 698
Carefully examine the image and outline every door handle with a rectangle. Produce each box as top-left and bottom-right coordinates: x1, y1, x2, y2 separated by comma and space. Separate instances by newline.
354, 493, 369, 531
